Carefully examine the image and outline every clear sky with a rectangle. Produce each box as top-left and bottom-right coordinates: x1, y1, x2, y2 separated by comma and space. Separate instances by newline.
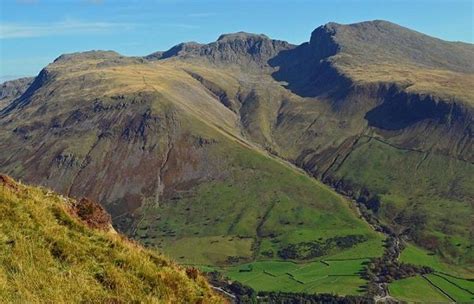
0, 0, 473, 82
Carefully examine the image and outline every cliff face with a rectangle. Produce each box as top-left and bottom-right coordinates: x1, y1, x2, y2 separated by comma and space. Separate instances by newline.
0, 77, 34, 110
146, 32, 294, 69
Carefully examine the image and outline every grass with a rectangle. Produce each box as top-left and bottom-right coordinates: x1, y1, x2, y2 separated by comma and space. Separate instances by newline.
129, 117, 385, 295
135, 130, 385, 270
425, 274, 473, 302
222, 259, 368, 295
435, 273, 474, 293
399, 244, 473, 277
0, 177, 221, 303
334, 138, 473, 266
389, 276, 451, 302
160, 236, 254, 265
393, 244, 474, 302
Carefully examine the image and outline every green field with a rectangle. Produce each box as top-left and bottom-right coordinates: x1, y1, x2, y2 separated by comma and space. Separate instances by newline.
130, 135, 386, 295
390, 244, 474, 302
425, 274, 473, 302
400, 244, 473, 277
389, 276, 451, 302
222, 259, 368, 295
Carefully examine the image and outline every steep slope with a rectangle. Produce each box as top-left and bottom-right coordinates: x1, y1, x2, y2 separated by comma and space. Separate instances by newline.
265, 21, 474, 266
0, 174, 222, 303
150, 21, 473, 267
0, 77, 34, 110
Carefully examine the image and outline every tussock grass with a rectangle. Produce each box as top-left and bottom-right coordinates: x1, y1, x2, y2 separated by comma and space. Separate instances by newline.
0, 178, 223, 303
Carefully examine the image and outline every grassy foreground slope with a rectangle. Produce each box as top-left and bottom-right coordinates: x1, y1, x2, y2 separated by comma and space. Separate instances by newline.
0, 175, 222, 303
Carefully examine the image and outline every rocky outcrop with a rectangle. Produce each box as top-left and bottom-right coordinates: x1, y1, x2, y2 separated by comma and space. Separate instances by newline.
70, 197, 113, 231
0, 77, 34, 110
146, 32, 294, 68
0, 174, 19, 191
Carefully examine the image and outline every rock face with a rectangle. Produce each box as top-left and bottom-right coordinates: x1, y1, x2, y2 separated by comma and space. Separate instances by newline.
146, 31, 294, 67
0, 20, 473, 267
0, 77, 34, 110
71, 197, 113, 231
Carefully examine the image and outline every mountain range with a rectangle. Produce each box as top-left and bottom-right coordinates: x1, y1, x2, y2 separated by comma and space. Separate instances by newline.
0, 20, 473, 302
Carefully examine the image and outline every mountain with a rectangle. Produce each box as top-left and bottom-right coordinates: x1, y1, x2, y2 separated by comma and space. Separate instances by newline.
0, 20, 472, 300
0, 174, 222, 303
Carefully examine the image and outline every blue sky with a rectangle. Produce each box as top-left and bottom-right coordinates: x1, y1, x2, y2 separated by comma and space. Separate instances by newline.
0, 0, 473, 81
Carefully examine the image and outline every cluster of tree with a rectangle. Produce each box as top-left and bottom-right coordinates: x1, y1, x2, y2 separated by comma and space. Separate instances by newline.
362, 238, 433, 297
226, 255, 248, 265
321, 176, 385, 218
365, 258, 432, 283
261, 249, 274, 258
277, 235, 368, 260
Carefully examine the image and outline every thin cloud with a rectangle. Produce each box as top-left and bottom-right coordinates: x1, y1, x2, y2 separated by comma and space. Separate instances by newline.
188, 13, 216, 18
162, 23, 199, 29
0, 19, 135, 39
15, 0, 38, 4
83, 0, 104, 4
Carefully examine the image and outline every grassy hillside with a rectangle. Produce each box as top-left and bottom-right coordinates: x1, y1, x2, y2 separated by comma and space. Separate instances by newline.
329, 137, 473, 266
131, 116, 385, 296
0, 175, 222, 303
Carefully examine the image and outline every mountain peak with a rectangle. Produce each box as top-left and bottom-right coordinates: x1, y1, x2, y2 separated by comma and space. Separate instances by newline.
217, 31, 270, 42
309, 20, 474, 73
146, 31, 293, 66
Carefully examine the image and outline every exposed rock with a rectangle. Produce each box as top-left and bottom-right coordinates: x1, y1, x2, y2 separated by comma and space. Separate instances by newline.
71, 197, 113, 230
146, 31, 294, 67
0, 77, 34, 110
0, 174, 19, 191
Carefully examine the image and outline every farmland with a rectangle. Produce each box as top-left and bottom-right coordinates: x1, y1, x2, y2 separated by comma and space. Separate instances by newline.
389, 244, 474, 302
209, 259, 370, 296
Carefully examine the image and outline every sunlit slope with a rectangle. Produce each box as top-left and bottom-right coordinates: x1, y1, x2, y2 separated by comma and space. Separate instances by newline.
0, 175, 222, 303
